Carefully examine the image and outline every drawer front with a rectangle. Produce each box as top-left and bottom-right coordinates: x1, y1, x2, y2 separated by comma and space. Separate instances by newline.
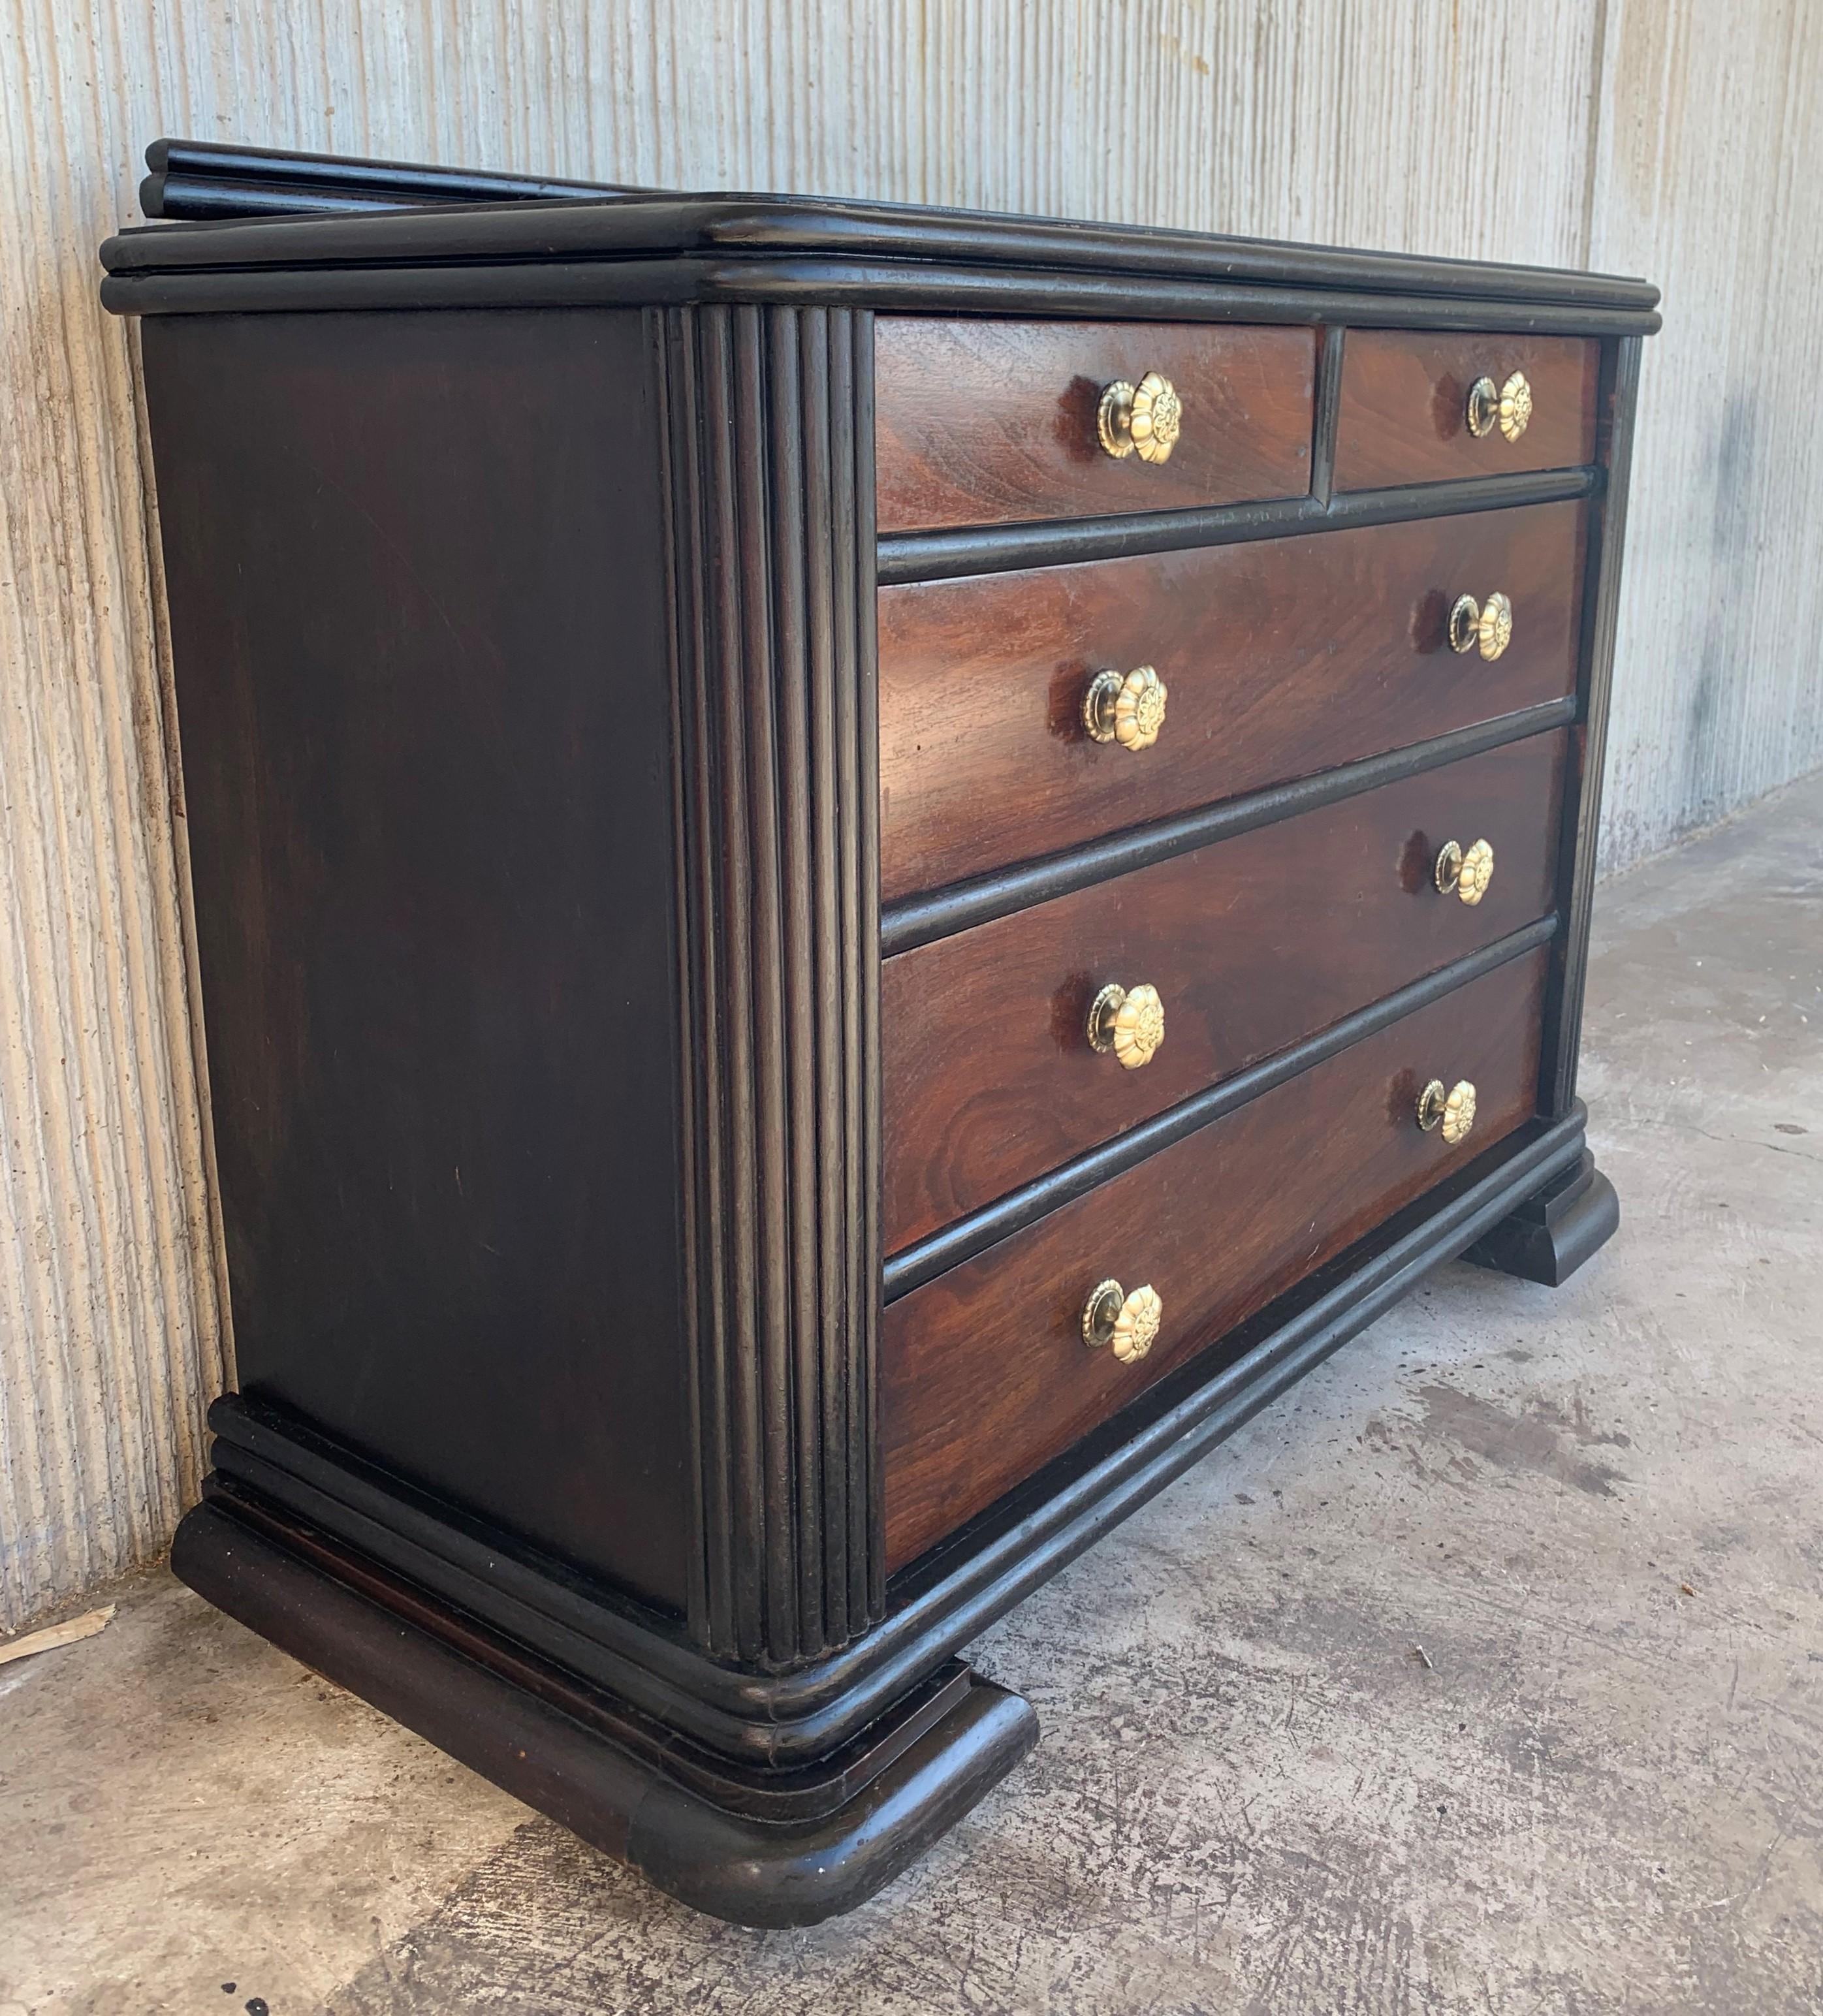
879, 500, 1586, 902
875, 318, 1316, 533
882, 948, 1548, 1568
1333, 333, 1599, 490
881, 731, 1566, 1253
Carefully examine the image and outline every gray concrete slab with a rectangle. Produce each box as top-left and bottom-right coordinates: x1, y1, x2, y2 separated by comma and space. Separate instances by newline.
3, 768, 1820, 2015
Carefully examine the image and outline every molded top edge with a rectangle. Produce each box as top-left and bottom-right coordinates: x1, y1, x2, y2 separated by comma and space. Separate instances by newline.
101, 188, 1660, 313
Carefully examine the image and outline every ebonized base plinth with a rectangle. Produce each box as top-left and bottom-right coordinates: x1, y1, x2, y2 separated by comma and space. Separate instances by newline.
170, 1496, 1038, 1927
1463, 1149, 1619, 1287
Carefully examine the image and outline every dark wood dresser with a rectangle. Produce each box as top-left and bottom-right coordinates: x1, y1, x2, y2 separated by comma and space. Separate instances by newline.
103, 140, 1658, 1926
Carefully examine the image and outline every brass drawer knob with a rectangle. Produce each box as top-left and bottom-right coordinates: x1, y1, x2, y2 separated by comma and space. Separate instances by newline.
1416, 1078, 1478, 1146
1088, 981, 1165, 1069
1448, 591, 1514, 660
1084, 664, 1167, 750
1083, 1278, 1164, 1363
1466, 370, 1532, 443
1434, 838, 1495, 905
1098, 371, 1182, 464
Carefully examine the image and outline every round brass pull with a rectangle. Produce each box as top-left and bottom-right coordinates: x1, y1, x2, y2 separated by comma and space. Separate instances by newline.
1098, 371, 1182, 464
1416, 1078, 1478, 1146
1087, 982, 1165, 1069
1084, 665, 1167, 750
1466, 370, 1532, 443
1448, 591, 1514, 660
1083, 1278, 1164, 1363
1434, 838, 1495, 905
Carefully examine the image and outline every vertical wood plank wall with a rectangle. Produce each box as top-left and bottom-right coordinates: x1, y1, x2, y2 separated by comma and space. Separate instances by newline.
0, 0, 1816, 1630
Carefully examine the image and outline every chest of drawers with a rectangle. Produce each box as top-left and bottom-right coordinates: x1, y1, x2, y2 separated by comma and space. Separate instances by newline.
104, 140, 1658, 1927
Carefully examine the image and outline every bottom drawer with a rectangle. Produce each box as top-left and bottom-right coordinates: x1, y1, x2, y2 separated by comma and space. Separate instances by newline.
882, 947, 1549, 1569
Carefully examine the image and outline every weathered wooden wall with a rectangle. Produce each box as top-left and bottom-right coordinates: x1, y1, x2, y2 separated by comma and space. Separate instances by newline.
1, 0, 1815, 1630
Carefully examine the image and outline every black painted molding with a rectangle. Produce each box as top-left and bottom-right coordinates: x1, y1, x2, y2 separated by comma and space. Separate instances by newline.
140, 136, 640, 220
107, 154, 1658, 321
876, 465, 1601, 585
658, 303, 885, 1665
172, 1496, 1038, 1927
99, 252, 1667, 332
1465, 1148, 1620, 1286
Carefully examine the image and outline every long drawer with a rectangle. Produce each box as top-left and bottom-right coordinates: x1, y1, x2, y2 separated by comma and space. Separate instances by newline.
881, 948, 1549, 1567
878, 501, 1587, 902
881, 730, 1566, 1253
874, 317, 1316, 532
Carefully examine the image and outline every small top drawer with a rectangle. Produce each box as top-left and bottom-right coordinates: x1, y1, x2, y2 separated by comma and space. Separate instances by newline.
1332, 332, 1599, 490
875, 318, 1316, 533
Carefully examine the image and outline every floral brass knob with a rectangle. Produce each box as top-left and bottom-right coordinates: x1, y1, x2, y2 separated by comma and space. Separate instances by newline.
1448, 591, 1514, 660
1434, 838, 1495, 905
1083, 1278, 1164, 1363
1416, 1078, 1478, 1146
1466, 370, 1532, 443
1098, 371, 1182, 464
1084, 665, 1168, 750
1088, 981, 1165, 1069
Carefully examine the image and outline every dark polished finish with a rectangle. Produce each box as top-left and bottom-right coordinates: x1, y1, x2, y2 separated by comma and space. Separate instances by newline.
110, 146, 1647, 1923
883, 950, 1550, 1568
142, 307, 691, 1613
172, 1497, 1036, 1929
1464, 1150, 1621, 1287
101, 253, 1668, 334
1333, 332, 1599, 489
140, 135, 638, 219
109, 149, 1661, 321
1541, 338, 1644, 1120
1310, 324, 1348, 505
879, 501, 1587, 901
882, 731, 1567, 1252
659, 304, 885, 1665
874, 318, 1315, 531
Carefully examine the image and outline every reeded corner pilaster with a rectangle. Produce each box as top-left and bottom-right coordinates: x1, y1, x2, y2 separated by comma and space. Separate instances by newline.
658, 304, 883, 1669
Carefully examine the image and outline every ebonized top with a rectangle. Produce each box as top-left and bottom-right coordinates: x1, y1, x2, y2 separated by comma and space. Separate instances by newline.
101, 140, 1660, 332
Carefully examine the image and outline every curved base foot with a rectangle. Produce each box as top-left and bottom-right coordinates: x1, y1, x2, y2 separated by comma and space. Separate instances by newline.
172, 1497, 1038, 1927
1463, 1149, 1619, 1287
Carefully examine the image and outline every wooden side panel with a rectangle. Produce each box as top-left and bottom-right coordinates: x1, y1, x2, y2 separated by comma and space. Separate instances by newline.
661, 304, 885, 1663
1333, 332, 1599, 489
874, 318, 1316, 531
142, 309, 691, 1611
1544, 338, 1641, 1118
881, 731, 1567, 1253
883, 949, 1549, 1568
878, 501, 1587, 901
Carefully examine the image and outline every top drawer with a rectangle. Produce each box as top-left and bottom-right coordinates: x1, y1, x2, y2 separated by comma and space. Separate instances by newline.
875, 319, 1316, 533
1333, 333, 1599, 490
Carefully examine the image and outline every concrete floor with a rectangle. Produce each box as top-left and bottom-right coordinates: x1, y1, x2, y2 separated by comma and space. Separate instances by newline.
4, 770, 1821, 2015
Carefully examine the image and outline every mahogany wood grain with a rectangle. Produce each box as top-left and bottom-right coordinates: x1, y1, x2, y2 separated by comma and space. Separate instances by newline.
882, 949, 1548, 1568
874, 318, 1315, 532
878, 500, 1587, 902
1332, 333, 1598, 490
881, 731, 1566, 1253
